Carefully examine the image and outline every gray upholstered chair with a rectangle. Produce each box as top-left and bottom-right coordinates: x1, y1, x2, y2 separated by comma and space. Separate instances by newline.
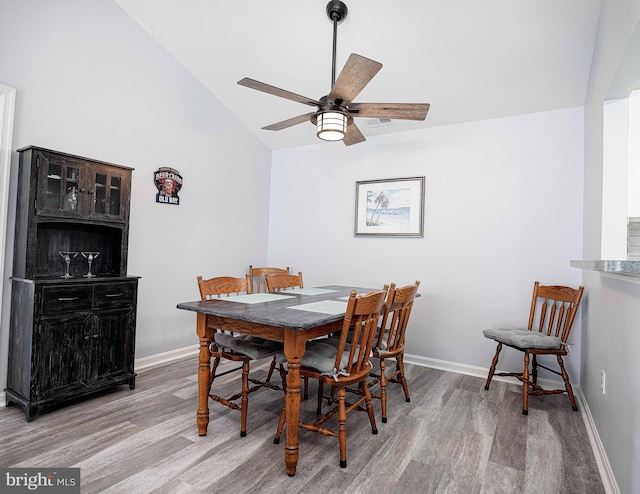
483, 281, 584, 415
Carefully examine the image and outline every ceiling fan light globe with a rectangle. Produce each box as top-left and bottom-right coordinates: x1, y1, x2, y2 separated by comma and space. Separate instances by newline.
316, 111, 347, 141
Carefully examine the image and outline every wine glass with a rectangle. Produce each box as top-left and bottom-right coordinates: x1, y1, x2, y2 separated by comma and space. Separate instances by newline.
81, 251, 100, 278
58, 251, 78, 279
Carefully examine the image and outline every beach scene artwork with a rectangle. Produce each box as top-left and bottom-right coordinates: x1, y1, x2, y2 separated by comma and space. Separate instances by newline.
366, 187, 411, 227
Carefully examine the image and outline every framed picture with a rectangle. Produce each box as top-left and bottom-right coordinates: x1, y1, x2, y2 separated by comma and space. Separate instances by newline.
354, 176, 425, 237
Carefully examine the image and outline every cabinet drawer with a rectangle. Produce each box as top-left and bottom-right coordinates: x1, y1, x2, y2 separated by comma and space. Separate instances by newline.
41, 285, 93, 314
94, 282, 136, 308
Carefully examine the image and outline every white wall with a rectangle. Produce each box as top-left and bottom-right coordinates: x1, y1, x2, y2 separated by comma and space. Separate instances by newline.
583, 1, 640, 492
0, 0, 272, 396
269, 108, 584, 379
629, 91, 640, 216
602, 99, 630, 258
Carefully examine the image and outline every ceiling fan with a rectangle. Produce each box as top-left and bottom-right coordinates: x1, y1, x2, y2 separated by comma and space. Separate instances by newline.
238, 1, 430, 146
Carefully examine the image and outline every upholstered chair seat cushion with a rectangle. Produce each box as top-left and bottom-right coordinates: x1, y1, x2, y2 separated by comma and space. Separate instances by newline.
214, 333, 282, 360
482, 328, 562, 350
276, 341, 363, 375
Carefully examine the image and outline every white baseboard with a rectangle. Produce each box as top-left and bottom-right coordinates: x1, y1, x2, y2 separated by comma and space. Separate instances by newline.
134, 344, 199, 371
0, 347, 619, 493
404, 353, 619, 494
574, 387, 621, 494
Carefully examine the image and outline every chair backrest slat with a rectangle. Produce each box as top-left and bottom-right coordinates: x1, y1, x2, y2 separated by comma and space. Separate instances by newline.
546, 302, 557, 335
554, 304, 566, 337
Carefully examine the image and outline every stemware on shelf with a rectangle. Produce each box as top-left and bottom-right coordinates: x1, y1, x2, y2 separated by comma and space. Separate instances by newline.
58, 251, 79, 279
81, 251, 100, 278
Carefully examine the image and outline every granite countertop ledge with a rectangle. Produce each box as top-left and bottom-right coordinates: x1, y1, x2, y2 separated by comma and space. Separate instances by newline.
570, 260, 640, 276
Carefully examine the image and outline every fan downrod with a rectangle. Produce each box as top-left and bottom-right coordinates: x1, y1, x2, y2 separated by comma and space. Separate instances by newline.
326, 1, 348, 89
326, 1, 348, 23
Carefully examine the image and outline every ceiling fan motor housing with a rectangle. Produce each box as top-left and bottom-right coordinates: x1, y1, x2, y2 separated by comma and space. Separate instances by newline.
326, 1, 348, 23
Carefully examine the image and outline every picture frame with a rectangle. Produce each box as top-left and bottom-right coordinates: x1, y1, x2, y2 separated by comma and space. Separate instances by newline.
354, 176, 425, 237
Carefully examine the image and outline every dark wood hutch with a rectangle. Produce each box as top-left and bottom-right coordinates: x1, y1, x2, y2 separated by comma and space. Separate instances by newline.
6, 146, 139, 421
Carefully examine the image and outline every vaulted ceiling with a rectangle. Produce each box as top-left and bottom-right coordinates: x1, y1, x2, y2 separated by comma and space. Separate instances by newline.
114, 0, 601, 150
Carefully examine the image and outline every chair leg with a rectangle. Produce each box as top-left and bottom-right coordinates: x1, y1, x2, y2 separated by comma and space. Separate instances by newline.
209, 356, 221, 387
337, 386, 347, 468
522, 352, 530, 415
397, 354, 411, 403
328, 385, 337, 404
363, 381, 378, 435
278, 364, 287, 393
240, 360, 250, 437
379, 358, 388, 423
274, 364, 288, 444
532, 354, 538, 385
485, 343, 502, 390
316, 381, 325, 415
557, 355, 578, 411
265, 356, 277, 383
274, 403, 286, 444
303, 376, 309, 400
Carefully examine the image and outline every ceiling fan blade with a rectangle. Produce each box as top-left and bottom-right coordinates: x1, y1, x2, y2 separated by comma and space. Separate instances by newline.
349, 103, 430, 121
238, 78, 320, 107
262, 112, 316, 131
343, 121, 366, 146
329, 54, 383, 106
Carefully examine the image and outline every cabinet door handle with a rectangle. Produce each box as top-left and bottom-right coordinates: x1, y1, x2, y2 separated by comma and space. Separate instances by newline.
58, 296, 79, 301
106, 293, 123, 298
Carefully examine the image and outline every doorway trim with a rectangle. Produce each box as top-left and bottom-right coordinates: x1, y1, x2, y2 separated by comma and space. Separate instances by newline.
0, 83, 16, 405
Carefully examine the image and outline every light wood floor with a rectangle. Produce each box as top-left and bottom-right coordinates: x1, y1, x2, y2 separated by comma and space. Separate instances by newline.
0, 356, 605, 493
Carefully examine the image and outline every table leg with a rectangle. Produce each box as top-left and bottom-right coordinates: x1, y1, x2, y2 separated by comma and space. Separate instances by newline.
283, 328, 303, 476
197, 312, 212, 436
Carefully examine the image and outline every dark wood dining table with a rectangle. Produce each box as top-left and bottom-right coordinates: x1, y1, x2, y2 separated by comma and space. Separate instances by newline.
176, 284, 377, 476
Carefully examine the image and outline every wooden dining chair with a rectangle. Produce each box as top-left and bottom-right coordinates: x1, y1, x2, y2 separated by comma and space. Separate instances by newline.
248, 265, 289, 294
197, 275, 283, 437
483, 281, 584, 415
368, 280, 420, 423
247, 265, 290, 381
324, 281, 420, 423
264, 271, 303, 292
274, 287, 388, 468
265, 270, 315, 397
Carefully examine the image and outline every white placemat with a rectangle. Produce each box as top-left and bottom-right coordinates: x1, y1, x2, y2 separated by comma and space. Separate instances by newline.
287, 300, 348, 315
288, 287, 338, 296
222, 293, 288, 304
